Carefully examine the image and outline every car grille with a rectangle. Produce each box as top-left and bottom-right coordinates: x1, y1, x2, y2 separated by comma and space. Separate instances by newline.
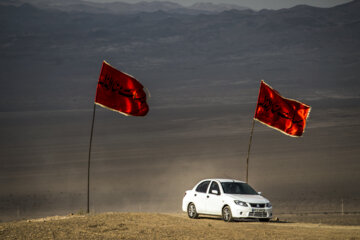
250, 203, 265, 208
249, 212, 268, 217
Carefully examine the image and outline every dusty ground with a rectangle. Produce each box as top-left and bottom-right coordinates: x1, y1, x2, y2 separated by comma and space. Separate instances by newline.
0, 212, 359, 240
276, 213, 360, 226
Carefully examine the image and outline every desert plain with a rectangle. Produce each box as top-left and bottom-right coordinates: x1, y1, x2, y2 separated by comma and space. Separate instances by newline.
1, 212, 360, 240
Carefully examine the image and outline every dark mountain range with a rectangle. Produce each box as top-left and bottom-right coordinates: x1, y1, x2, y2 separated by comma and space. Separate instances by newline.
0, 1, 359, 111
187, 2, 248, 13
0, 0, 249, 14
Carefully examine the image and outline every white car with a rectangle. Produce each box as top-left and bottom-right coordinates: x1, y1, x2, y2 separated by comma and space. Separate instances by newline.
182, 179, 272, 222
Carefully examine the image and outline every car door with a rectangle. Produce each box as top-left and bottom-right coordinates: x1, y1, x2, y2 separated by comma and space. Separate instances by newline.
192, 180, 210, 214
205, 181, 223, 215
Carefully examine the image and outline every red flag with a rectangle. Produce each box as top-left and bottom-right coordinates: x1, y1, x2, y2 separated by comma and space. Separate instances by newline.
95, 61, 149, 116
254, 80, 311, 137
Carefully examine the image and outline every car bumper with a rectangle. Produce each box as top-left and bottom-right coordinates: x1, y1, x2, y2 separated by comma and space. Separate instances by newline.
182, 201, 188, 212
231, 206, 272, 219
182, 198, 191, 212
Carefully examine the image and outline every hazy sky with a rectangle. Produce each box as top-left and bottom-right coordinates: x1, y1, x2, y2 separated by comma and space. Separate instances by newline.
88, 0, 353, 10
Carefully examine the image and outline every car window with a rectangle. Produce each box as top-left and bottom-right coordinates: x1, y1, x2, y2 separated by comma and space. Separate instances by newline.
221, 182, 258, 195
209, 181, 220, 195
195, 181, 210, 193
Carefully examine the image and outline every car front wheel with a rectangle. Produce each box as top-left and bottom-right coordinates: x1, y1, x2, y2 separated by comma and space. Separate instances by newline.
187, 203, 198, 219
222, 206, 233, 222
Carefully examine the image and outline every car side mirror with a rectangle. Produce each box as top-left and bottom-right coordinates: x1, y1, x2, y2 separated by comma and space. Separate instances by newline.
211, 189, 219, 195
258, 192, 262, 195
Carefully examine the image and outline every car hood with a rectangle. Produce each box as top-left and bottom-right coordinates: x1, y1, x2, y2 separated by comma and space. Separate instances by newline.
225, 194, 269, 203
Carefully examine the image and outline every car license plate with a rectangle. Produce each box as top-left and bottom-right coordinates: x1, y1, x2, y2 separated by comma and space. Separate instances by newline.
253, 209, 265, 212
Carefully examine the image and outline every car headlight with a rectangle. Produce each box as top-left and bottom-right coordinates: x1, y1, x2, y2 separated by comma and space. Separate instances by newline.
234, 200, 248, 207
266, 202, 272, 208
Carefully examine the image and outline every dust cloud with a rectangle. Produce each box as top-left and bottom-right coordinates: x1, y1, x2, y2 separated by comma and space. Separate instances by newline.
1, 95, 359, 221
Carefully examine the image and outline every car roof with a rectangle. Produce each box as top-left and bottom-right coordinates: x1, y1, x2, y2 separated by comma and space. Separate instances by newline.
201, 178, 245, 183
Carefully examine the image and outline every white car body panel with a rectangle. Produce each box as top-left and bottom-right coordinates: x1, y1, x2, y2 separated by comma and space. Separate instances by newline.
182, 179, 273, 220
192, 191, 208, 213
206, 194, 223, 215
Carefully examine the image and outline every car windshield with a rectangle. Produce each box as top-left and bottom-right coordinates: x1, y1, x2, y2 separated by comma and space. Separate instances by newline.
221, 182, 258, 195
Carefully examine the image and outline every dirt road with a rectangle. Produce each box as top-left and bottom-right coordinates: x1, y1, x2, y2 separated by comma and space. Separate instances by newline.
0, 212, 359, 240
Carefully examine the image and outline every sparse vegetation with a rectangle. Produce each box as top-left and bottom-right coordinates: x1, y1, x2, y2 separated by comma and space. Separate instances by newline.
77, 209, 85, 215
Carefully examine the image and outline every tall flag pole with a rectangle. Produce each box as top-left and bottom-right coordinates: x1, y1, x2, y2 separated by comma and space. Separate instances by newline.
245, 80, 311, 182
87, 61, 149, 213
87, 103, 96, 214
245, 118, 255, 183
